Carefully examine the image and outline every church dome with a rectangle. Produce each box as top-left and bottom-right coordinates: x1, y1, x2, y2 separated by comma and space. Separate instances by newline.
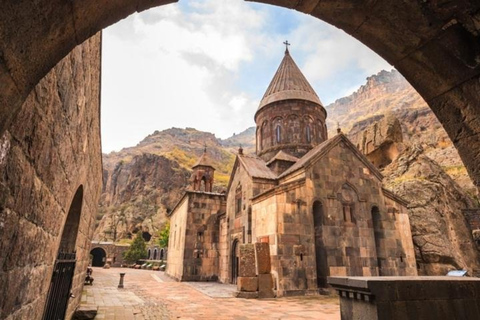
256, 48, 323, 114
255, 45, 328, 162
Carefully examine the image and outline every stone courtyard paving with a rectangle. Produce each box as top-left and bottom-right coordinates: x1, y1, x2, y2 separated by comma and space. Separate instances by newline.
80, 267, 340, 320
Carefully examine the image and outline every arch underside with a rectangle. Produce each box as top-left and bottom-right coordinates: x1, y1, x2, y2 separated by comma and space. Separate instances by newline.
0, 0, 478, 189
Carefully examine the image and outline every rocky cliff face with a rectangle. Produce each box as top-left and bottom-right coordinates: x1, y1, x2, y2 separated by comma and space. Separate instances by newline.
95, 127, 254, 240
96, 153, 190, 241
328, 69, 477, 198
383, 145, 480, 275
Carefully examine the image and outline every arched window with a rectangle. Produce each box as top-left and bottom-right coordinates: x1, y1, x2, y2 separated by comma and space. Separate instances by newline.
235, 185, 242, 216
261, 121, 268, 149
306, 125, 312, 143
276, 125, 281, 143
339, 184, 357, 223
257, 127, 261, 151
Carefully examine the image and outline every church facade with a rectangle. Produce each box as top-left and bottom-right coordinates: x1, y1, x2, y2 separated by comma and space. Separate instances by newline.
166, 47, 417, 296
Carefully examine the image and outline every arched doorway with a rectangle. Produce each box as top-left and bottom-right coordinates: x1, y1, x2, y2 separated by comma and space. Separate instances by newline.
43, 186, 83, 320
231, 239, 240, 284
313, 200, 328, 288
90, 247, 107, 267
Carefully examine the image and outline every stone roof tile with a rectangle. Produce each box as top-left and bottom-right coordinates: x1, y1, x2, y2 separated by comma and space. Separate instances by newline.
266, 150, 299, 165
193, 150, 214, 169
258, 50, 323, 111
238, 154, 277, 180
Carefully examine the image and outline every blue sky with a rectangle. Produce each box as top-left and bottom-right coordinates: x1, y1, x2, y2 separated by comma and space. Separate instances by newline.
101, 0, 392, 153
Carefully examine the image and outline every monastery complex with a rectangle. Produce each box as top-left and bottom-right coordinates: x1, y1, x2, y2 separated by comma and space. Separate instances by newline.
166, 46, 417, 297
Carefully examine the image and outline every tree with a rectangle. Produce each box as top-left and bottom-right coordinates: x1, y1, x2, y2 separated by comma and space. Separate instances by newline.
158, 222, 170, 248
105, 208, 126, 242
122, 232, 147, 264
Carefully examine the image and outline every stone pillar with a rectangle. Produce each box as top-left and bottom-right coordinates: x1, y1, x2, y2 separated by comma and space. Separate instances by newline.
236, 244, 258, 298
118, 273, 126, 288
255, 242, 275, 298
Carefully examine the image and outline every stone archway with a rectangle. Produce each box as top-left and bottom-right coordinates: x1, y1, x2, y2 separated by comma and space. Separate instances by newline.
0, 1, 479, 189
90, 247, 107, 267
43, 186, 84, 320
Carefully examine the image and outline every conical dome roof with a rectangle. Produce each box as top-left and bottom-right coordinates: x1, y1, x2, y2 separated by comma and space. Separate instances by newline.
193, 148, 214, 169
257, 49, 323, 112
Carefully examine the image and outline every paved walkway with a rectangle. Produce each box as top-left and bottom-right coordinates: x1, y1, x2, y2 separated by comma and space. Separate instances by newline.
80, 267, 340, 320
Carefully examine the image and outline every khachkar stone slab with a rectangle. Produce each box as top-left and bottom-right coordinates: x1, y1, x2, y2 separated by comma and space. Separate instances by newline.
255, 242, 271, 275
258, 274, 275, 298
328, 276, 480, 320
239, 244, 256, 277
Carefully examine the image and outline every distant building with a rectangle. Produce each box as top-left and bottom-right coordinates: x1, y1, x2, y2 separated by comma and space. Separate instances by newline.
89, 241, 129, 267
167, 46, 417, 296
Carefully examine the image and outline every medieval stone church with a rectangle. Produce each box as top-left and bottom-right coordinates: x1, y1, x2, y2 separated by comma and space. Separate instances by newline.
166, 47, 417, 296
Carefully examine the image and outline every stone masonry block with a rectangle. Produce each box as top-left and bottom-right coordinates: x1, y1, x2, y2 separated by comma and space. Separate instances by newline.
258, 274, 275, 298
294, 244, 307, 256
237, 276, 258, 292
255, 242, 271, 274
239, 244, 256, 277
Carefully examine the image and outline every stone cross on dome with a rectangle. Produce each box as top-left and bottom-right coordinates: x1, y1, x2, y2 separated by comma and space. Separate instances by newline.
283, 40, 290, 53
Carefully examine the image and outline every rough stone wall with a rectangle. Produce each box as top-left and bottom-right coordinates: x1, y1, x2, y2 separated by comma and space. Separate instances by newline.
224, 164, 251, 282
255, 100, 327, 162
218, 215, 229, 283
224, 158, 277, 283
180, 192, 225, 281
304, 143, 416, 279
166, 191, 225, 281
166, 197, 188, 280
0, 34, 102, 320
252, 141, 417, 295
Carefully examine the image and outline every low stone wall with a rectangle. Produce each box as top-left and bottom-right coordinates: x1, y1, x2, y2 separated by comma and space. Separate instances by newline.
328, 276, 480, 320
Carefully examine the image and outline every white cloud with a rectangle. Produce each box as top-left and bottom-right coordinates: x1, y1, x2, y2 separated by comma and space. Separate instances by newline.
101, 0, 393, 152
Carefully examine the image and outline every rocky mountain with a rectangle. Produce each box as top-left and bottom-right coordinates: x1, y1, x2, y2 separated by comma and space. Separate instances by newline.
328, 69, 476, 199
95, 127, 249, 240
383, 145, 480, 275
219, 126, 256, 155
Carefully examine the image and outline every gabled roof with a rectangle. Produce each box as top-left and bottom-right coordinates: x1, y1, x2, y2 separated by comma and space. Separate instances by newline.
239, 154, 278, 180
278, 133, 383, 181
192, 150, 214, 169
266, 150, 299, 165
226, 154, 277, 194
257, 49, 323, 112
